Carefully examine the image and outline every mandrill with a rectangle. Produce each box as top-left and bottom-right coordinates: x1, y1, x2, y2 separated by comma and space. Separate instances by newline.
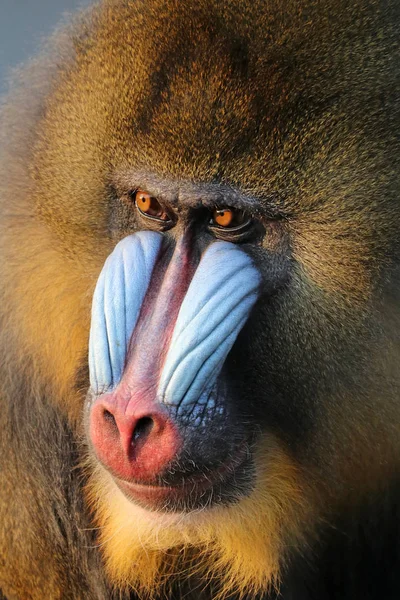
0, 0, 399, 599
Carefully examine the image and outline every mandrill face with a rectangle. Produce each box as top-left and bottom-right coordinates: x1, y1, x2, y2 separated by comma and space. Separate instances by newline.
88, 230, 261, 512
1, 0, 398, 597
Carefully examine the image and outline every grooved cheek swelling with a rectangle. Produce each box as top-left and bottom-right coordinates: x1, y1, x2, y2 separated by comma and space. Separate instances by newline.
89, 232, 261, 409
89, 231, 163, 393
158, 242, 260, 412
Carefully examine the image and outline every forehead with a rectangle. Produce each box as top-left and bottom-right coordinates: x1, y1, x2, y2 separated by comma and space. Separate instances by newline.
54, 0, 332, 183
35, 0, 392, 216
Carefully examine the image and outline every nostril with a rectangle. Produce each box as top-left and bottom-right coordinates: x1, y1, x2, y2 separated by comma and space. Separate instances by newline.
103, 409, 117, 429
90, 397, 181, 482
133, 416, 155, 444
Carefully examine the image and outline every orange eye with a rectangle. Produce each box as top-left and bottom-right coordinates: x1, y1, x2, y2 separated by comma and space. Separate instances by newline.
213, 208, 234, 227
135, 191, 169, 220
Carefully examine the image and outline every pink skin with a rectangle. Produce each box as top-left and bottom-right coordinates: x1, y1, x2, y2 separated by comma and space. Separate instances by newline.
89, 233, 195, 484
116, 441, 250, 510
89, 386, 181, 483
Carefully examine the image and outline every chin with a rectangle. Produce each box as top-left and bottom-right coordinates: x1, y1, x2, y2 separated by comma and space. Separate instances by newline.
84, 437, 312, 599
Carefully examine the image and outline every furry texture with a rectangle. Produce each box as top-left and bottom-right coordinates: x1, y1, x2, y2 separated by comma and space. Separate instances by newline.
86, 439, 311, 599
0, 1, 399, 599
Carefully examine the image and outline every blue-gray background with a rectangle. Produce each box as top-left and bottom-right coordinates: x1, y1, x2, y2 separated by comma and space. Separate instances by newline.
0, 0, 91, 95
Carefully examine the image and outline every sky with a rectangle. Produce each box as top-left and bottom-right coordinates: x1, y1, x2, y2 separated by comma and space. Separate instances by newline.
0, 0, 90, 95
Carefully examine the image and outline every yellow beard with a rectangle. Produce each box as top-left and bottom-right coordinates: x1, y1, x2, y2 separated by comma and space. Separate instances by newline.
86, 437, 314, 599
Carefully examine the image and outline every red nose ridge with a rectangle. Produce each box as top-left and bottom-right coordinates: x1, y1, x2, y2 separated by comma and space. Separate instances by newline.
89, 391, 181, 483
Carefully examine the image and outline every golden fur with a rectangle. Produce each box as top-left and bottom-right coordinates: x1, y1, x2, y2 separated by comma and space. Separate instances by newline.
0, 0, 399, 598
86, 438, 314, 598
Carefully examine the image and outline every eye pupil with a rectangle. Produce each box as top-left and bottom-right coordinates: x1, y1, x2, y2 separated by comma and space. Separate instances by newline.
213, 208, 234, 227
137, 193, 152, 212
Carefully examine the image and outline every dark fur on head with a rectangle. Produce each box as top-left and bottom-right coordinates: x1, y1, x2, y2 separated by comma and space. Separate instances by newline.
0, 0, 399, 598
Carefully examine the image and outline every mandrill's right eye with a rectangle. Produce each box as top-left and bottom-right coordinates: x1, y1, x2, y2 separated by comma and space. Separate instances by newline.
134, 191, 169, 220
132, 190, 176, 231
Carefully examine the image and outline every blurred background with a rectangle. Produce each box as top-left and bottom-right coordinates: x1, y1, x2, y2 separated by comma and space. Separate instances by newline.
0, 0, 90, 95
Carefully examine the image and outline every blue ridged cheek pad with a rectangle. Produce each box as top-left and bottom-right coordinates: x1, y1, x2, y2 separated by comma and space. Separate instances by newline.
89, 231, 163, 394
157, 242, 261, 411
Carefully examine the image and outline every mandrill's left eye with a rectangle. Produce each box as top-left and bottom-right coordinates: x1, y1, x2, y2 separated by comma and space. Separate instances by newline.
209, 207, 253, 241
211, 208, 248, 228
134, 190, 171, 222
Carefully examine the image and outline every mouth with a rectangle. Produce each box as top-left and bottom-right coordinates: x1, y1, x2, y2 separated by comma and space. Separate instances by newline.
115, 442, 255, 513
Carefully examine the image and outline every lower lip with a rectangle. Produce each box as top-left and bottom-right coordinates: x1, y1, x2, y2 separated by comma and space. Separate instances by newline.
116, 444, 250, 511
116, 478, 195, 509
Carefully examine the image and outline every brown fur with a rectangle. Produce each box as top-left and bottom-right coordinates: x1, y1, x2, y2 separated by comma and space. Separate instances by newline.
0, 0, 399, 599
